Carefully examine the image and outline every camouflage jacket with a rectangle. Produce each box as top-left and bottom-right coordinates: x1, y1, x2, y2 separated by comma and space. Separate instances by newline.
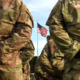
20, 40, 34, 67
34, 36, 64, 80
0, 0, 33, 67
46, 0, 80, 60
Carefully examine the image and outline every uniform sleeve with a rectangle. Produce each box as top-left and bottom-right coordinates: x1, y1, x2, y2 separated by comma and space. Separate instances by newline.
0, 2, 34, 54
46, 1, 80, 60
40, 43, 54, 73
34, 57, 48, 79
20, 40, 34, 66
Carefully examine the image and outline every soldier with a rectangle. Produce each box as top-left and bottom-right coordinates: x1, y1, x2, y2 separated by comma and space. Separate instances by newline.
46, 0, 80, 80
20, 40, 35, 80
33, 36, 64, 80
0, 0, 33, 80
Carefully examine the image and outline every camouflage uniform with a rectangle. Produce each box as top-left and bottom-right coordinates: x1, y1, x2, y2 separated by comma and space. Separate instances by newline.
33, 36, 64, 80
0, 0, 33, 80
46, 0, 80, 80
20, 40, 34, 80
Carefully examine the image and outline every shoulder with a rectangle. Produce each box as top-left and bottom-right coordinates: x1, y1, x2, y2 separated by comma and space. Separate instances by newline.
46, 0, 62, 25
17, 1, 34, 27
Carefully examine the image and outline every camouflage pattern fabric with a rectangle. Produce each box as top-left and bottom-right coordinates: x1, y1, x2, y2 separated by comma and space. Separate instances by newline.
46, 0, 80, 80
33, 36, 64, 80
0, 0, 33, 80
20, 40, 34, 80
23, 63, 30, 80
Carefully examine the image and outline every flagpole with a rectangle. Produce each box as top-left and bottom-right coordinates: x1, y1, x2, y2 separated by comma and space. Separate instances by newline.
37, 21, 38, 57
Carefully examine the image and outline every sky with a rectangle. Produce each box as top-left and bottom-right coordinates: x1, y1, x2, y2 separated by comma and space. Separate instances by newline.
23, 0, 58, 56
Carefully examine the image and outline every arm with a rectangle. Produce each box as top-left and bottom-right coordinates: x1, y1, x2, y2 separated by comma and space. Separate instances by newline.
40, 43, 54, 73
46, 1, 80, 60
0, 3, 34, 54
20, 40, 34, 66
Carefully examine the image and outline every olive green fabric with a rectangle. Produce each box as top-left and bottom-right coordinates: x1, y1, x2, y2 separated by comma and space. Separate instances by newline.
23, 63, 30, 80
20, 40, 34, 80
46, 0, 80, 60
20, 40, 34, 67
46, 0, 80, 80
0, 0, 34, 80
33, 36, 64, 80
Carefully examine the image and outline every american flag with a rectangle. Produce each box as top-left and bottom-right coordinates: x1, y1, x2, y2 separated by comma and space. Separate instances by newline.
37, 23, 48, 37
